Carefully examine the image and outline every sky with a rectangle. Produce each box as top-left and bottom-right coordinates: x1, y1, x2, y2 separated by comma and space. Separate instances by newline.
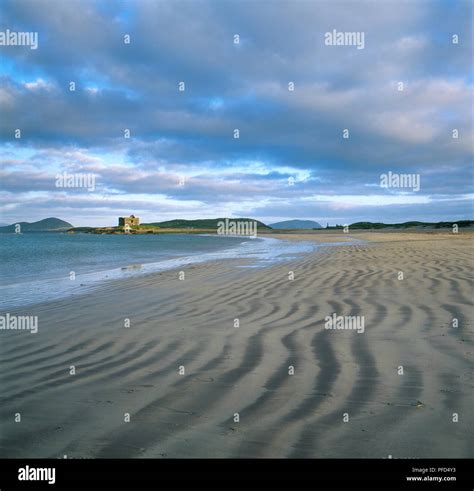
0, 0, 472, 227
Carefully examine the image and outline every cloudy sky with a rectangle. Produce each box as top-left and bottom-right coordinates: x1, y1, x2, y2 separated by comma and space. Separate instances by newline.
0, 0, 472, 227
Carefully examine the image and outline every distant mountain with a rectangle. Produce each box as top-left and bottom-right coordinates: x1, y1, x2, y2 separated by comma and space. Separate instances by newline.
144, 218, 271, 229
0, 218, 73, 233
269, 220, 322, 230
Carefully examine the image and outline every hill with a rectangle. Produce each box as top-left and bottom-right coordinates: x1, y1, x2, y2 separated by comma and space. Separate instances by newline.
269, 220, 322, 229
0, 218, 74, 233
143, 218, 271, 230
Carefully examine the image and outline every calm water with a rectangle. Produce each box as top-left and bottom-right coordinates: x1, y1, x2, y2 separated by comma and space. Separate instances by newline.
0, 232, 315, 307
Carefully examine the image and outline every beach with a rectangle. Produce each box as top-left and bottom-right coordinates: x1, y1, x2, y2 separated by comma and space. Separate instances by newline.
1, 231, 473, 458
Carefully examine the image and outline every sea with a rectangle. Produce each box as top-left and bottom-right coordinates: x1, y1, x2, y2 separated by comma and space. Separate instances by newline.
0, 232, 318, 308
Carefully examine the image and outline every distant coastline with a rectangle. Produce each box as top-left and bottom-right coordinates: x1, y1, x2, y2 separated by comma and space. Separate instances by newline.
1, 216, 473, 234
69, 219, 474, 235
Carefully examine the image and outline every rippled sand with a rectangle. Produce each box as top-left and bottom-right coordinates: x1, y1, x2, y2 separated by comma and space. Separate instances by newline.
1, 231, 473, 458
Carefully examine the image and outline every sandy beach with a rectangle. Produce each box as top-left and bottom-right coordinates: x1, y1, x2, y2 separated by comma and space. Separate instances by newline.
1, 231, 473, 458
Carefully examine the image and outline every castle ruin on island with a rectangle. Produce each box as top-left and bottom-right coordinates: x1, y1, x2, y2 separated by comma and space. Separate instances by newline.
118, 215, 140, 227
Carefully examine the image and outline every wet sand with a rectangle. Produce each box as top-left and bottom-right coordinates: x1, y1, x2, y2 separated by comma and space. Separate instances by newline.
1, 231, 473, 458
